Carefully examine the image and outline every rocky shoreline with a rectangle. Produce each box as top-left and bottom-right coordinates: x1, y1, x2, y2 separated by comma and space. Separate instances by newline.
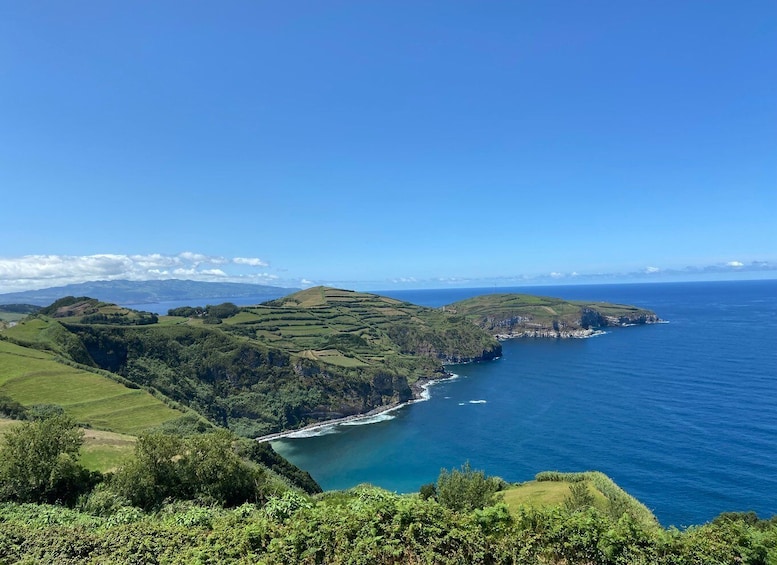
494, 328, 605, 339
254, 373, 452, 443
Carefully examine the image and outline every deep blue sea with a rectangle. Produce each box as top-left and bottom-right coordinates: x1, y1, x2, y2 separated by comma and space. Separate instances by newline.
271, 280, 777, 528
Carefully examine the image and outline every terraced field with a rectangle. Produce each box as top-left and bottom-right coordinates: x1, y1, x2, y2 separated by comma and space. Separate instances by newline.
0, 339, 183, 434
219, 287, 500, 371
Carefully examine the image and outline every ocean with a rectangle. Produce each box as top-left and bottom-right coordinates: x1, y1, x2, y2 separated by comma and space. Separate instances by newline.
271, 279, 777, 527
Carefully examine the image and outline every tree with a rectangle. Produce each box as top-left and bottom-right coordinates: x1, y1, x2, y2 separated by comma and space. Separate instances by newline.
0, 414, 96, 504
436, 461, 501, 513
110, 431, 265, 509
178, 430, 263, 506
110, 432, 185, 510
564, 480, 596, 512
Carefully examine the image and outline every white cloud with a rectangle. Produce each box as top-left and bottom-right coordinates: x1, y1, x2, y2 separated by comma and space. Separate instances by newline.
549, 272, 564, 279
727, 261, 744, 268
233, 257, 268, 267
0, 253, 284, 293
645, 266, 661, 273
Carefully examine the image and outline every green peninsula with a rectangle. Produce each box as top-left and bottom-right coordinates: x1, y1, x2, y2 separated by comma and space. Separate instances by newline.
447, 293, 660, 338
1, 288, 501, 437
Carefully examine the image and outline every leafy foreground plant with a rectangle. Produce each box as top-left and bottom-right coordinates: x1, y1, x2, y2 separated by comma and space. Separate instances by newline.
0, 455, 775, 564
0, 485, 775, 564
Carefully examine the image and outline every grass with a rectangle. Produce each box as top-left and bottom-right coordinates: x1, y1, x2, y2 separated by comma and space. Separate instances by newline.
0, 418, 136, 473
0, 339, 183, 435
79, 428, 136, 472
0, 313, 27, 323
509, 471, 660, 527
501, 480, 608, 511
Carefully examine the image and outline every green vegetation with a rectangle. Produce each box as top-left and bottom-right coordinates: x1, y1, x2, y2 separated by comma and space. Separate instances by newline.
0, 465, 773, 564
434, 461, 506, 513
0, 414, 98, 505
78, 428, 137, 472
0, 339, 184, 434
1, 289, 501, 436
0, 414, 319, 507
0, 304, 40, 325
448, 293, 660, 336
1, 290, 773, 562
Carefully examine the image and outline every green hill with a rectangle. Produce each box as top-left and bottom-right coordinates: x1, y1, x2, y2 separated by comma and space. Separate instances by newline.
447, 293, 660, 338
1, 288, 501, 437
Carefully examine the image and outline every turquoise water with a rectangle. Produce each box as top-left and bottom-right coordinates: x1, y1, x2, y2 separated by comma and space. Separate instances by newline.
271, 280, 777, 527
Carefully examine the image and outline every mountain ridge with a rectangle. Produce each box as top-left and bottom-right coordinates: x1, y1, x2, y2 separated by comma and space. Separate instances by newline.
0, 279, 299, 306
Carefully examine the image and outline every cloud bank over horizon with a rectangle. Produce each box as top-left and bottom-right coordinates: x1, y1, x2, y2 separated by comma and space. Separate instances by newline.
0, 253, 279, 293
0, 253, 775, 295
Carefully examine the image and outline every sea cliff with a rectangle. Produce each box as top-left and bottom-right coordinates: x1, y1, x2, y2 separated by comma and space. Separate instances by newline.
446, 294, 660, 339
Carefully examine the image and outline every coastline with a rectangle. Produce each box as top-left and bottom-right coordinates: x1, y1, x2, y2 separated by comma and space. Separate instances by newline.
255, 372, 457, 443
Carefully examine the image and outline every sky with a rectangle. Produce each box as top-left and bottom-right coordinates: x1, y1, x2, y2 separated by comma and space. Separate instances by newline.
1, 1, 775, 293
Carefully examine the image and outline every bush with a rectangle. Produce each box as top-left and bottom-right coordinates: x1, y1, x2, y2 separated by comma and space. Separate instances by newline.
0, 395, 27, 420
0, 414, 100, 505
419, 483, 437, 500
436, 462, 501, 513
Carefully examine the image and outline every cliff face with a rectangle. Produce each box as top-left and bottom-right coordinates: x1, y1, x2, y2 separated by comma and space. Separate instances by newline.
446, 294, 660, 339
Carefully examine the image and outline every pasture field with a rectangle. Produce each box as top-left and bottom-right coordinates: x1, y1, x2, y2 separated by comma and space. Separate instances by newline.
0, 339, 183, 435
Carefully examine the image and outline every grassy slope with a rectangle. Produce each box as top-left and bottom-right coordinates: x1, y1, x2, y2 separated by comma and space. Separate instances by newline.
502, 471, 659, 528
501, 480, 607, 510
0, 338, 183, 435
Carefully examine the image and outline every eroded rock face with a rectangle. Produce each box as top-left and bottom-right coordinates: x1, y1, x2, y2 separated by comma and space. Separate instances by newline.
453, 297, 661, 340
495, 328, 599, 340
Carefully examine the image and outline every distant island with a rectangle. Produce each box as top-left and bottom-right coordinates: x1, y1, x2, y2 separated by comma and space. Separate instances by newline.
0, 279, 299, 307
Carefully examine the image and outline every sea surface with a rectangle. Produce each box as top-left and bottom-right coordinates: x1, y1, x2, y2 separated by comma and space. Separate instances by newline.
271, 279, 777, 527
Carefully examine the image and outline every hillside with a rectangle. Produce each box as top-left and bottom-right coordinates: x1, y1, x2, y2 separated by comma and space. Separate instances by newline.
1, 288, 501, 437
0, 338, 185, 435
447, 293, 660, 338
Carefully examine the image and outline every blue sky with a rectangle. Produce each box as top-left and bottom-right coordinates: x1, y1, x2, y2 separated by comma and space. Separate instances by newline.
1, 1, 775, 292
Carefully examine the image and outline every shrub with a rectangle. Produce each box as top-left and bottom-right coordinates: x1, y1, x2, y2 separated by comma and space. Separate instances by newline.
0, 414, 99, 505
436, 461, 501, 513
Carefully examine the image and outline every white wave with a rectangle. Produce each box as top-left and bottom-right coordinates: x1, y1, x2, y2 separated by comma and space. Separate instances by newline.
285, 426, 340, 439
414, 373, 460, 402
582, 330, 608, 338
458, 402, 466, 406
341, 412, 397, 426
469, 400, 487, 404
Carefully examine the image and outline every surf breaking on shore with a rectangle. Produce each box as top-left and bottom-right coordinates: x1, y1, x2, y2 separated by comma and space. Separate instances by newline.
255, 373, 459, 443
